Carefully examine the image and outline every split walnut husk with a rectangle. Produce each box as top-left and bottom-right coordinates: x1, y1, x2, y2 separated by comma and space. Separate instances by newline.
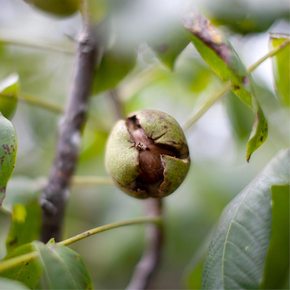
105, 110, 190, 198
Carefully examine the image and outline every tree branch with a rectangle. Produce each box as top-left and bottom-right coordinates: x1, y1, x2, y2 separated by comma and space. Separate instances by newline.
126, 198, 164, 290
40, 23, 99, 242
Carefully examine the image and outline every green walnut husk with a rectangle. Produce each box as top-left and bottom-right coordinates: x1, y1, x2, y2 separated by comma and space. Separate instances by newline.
0, 113, 17, 205
105, 110, 190, 199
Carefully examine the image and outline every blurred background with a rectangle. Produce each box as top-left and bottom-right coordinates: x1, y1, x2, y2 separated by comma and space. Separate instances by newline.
0, 0, 289, 288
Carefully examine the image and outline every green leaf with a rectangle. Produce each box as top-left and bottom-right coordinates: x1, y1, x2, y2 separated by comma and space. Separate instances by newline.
0, 115, 17, 206
6, 201, 41, 254
2, 177, 43, 211
92, 50, 136, 94
3, 178, 42, 253
1, 243, 42, 289
25, 0, 80, 17
261, 184, 290, 289
0, 74, 19, 120
225, 92, 253, 141
246, 106, 268, 162
149, 23, 190, 69
0, 208, 11, 257
184, 16, 251, 106
34, 242, 93, 289
202, 149, 290, 289
270, 34, 290, 107
185, 258, 204, 289
184, 15, 268, 160
0, 278, 30, 290
205, 0, 289, 35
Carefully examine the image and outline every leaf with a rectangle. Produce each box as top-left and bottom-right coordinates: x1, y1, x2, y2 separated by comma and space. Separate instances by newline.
205, 0, 289, 35
24, 0, 80, 17
0, 208, 11, 257
0, 278, 30, 290
184, 15, 251, 106
185, 258, 204, 289
184, 15, 268, 160
261, 184, 290, 289
92, 50, 136, 94
34, 242, 93, 289
6, 201, 41, 253
1, 243, 42, 289
0, 115, 17, 206
246, 106, 268, 162
270, 34, 290, 107
2, 177, 43, 211
149, 22, 190, 69
202, 149, 290, 289
2, 177, 42, 253
0, 74, 19, 120
225, 92, 253, 141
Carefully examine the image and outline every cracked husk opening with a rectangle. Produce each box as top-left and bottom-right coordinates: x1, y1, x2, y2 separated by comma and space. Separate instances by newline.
125, 114, 184, 197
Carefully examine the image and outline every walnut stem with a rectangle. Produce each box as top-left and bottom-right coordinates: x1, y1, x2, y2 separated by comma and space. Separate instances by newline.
108, 72, 165, 290
40, 20, 99, 242
126, 198, 164, 290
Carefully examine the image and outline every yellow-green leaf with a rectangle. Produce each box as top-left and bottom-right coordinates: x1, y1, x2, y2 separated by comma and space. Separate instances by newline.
225, 92, 253, 141
246, 106, 268, 162
3, 178, 42, 253
24, 0, 80, 17
270, 34, 290, 107
184, 15, 268, 160
6, 201, 41, 253
0, 74, 19, 120
1, 243, 42, 289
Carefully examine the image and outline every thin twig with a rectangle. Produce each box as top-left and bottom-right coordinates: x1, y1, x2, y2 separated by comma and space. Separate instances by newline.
19, 94, 63, 114
126, 198, 164, 290
0, 252, 38, 273
72, 176, 113, 186
247, 39, 290, 73
0, 217, 161, 273
40, 18, 99, 242
0, 93, 63, 114
59, 216, 161, 246
183, 82, 232, 130
0, 36, 74, 54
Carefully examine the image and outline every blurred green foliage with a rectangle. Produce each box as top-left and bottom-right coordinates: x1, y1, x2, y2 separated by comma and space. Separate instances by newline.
0, 74, 19, 120
261, 184, 290, 289
0, 0, 289, 289
270, 34, 290, 107
205, 0, 290, 34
